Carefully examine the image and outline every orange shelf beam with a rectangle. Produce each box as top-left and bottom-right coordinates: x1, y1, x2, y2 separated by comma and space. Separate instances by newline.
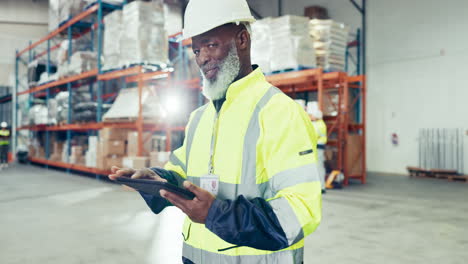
98, 66, 142, 81
266, 68, 322, 87
17, 122, 186, 132
348, 75, 365, 83
125, 70, 170, 83
30, 157, 111, 175
18, 69, 98, 96
17, 4, 99, 57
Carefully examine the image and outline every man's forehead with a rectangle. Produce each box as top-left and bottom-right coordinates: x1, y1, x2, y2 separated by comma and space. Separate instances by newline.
193, 24, 237, 42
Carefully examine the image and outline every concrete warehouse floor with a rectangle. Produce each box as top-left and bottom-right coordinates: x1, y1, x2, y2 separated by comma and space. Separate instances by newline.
0, 165, 467, 264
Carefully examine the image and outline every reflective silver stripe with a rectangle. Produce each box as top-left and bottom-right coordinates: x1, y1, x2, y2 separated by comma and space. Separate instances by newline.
185, 104, 208, 173
240, 86, 281, 198
263, 163, 321, 200
270, 197, 305, 245
183, 243, 303, 264
169, 153, 186, 173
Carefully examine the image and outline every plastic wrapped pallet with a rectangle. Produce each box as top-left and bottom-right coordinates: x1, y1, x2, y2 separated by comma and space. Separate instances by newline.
269, 15, 316, 72
309, 19, 349, 72
102, 10, 122, 71
67, 51, 97, 76
120, 1, 168, 68
49, 0, 60, 32
59, 0, 87, 25
56, 36, 95, 78
164, 2, 183, 36
251, 18, 273, 73
29, 104, 49, 125
103, 87, 164, 122
55, 90, 92, 124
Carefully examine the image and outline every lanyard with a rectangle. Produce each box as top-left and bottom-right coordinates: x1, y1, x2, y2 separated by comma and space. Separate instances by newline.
208, 112, 219, 174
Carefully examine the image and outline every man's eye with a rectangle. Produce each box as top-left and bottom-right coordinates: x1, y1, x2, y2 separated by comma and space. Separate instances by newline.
193, 50, 200, 55
208, 44, 217, 48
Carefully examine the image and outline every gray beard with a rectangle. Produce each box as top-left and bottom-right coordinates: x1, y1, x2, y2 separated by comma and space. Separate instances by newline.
201, 42, 241, 100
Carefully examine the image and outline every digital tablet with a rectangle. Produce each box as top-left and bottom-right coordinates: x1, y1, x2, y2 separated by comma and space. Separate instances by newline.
115, 177, 195, 200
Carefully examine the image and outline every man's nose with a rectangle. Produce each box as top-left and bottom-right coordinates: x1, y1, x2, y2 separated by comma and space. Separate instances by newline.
198, 48, 212, 67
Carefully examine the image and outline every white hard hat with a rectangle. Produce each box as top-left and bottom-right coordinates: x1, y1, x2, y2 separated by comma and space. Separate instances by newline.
1, 122, 7, 128
307, 101, 323, 119
183, 0, 256, 39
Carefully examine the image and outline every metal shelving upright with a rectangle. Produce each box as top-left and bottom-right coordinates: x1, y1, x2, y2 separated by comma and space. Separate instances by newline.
267, 69, 366, 185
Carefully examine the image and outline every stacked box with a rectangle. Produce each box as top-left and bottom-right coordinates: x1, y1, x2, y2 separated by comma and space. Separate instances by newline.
127, 131, 153, 157
270, 16, 316, 72
102, 10, 122, 71
309, 19, 349, 72
50, 142, 63, 162
150, 151, 170, 168
164, 2, 183, 36
251, 16, 316, 73
70, 146, 84, 165
251, 18, 273, 73
59, 0, 87, 23
123, 156, 149, 169
98, 128, 129, 170
67, 51, 97, 76
120, 1, 168, 67
85, 136, 98, 168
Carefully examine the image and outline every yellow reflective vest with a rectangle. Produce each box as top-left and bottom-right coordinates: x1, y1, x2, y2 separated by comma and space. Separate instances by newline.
163, 68, 322, 263
312, 119, 327, 146
0, 129, 10, 146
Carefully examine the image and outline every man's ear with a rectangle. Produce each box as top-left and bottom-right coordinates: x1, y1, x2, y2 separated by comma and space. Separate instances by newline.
236, 28, 250, 51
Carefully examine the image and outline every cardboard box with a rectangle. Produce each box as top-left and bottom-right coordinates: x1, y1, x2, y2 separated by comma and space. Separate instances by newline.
345, 134, 363, 176
71, 146, 83, 156
150, 151, 170, 168
100, 127, 130, 141
106, 155, 123, 170
49, 153, 61, 162
127, 131, 153, 157
102, 140, 126, 156
123, 156, 149, 169
53, 142, 63, 154
96, 141, 105, 169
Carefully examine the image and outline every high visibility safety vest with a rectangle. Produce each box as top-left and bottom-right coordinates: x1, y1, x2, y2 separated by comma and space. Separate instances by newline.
312, 119, 327, 146
0, 129, 10, 145
164, 68, 322, 263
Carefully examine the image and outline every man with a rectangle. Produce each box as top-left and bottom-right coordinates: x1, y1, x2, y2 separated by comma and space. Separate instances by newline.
307, 102, 328, 193
109, 0, 322, 263
0, 122, 10, 169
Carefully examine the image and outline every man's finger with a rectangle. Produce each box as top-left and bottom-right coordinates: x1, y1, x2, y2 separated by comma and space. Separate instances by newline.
130, 170, 144, 179
111, 166, 121, 174
160, 190, 190, 211
183, 181, 211, 200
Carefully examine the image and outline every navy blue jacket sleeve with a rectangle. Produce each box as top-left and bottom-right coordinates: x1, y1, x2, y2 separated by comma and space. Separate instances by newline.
138, 168, 181, 214
205, 195, 289, 251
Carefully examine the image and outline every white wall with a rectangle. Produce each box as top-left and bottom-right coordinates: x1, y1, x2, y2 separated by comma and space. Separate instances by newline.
249, 0, 468, 174
0, 0, 49, 86
367, 0, 468, 174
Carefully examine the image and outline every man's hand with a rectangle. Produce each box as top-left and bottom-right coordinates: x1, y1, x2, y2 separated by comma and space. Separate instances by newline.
160, 181, 215, 224
108, 166, 167, 182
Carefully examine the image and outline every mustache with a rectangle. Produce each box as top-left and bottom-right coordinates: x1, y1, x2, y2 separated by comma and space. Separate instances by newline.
201, 64, 219, 73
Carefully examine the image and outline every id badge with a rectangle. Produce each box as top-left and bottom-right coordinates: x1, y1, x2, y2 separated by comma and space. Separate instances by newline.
200, 174, 219, 196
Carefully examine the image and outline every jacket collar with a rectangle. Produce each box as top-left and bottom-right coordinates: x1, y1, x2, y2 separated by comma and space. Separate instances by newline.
225, 65, 265, 102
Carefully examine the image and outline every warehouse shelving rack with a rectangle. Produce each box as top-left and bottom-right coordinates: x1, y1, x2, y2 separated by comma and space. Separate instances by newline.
13, 1, 200, 176
267, 69, 366, 185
